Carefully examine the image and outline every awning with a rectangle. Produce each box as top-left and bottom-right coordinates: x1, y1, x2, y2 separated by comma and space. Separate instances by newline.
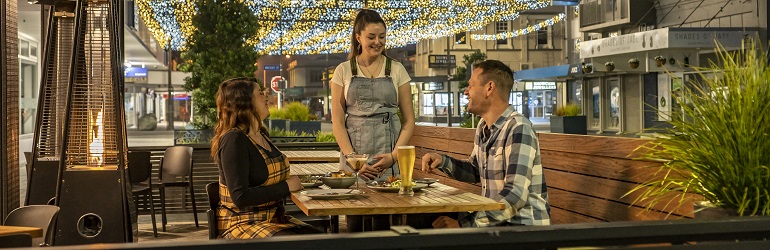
513, 64, 570, 81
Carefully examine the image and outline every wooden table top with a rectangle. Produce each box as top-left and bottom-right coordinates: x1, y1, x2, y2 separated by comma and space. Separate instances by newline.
291, 183, 505, 216
0, 225, 43, 238
290, 163, 339, 176
284, 150, 340, 162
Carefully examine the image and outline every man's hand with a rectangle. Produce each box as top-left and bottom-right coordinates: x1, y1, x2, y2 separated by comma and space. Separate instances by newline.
432, 216, 460, 228
421, 153, 443, 173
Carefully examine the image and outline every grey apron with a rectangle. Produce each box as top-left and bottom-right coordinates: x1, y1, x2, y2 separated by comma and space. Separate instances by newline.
341, 57, 400, 181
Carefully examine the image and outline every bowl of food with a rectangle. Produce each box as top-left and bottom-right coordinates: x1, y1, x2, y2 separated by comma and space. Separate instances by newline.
300, 175, 323, 188
320, 170, 357, 188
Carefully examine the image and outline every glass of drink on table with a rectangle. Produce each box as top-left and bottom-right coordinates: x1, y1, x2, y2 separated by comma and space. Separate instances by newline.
397, 146, 415, 196
345, 153, 369, 191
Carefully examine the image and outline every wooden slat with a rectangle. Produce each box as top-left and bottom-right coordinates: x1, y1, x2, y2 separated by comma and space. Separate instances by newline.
290, 163, 339, 176
541, 150, 660, 183
538, 133, 651, 159
550, 207, 603, 224
548, 188, 686, 222
291, 183, 504, 217
0, 225, 43, 237
283, 150, 339, 162
545, 169, 695, 217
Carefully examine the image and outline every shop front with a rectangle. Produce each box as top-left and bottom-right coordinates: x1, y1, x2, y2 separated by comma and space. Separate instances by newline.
413, 76, 464, 124
577, 27, 758, 135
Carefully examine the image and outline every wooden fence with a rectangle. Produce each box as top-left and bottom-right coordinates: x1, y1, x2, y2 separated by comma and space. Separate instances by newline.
408, 125, 695, 224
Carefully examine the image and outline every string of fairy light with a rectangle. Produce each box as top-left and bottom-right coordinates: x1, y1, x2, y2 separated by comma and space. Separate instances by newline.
136, 0, 565, 55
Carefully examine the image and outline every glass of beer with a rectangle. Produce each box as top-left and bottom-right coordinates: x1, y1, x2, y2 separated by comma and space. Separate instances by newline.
397, 146, 416, 196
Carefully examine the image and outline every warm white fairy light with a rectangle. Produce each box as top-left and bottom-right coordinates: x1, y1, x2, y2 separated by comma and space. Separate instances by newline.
471, 13, 566, 41
139, 0, 561, 54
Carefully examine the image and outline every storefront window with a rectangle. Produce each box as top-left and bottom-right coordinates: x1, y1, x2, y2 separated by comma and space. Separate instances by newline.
509, 92, 524, 113
435, 92, 451, 116
606, 79, 620, 129
422, 93, 434, 115
590, 80, 601, 129
569, 80, 582, 110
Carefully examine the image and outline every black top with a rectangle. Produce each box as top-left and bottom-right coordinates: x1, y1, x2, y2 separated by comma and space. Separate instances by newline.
217, 130, 289, 208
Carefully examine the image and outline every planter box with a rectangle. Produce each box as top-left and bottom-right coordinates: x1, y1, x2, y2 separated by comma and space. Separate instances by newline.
289, 121, 321, 135
550, 116, 587, 135
268, 119, 289, 131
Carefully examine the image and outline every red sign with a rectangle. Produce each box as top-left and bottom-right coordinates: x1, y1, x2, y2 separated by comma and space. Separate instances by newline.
270, 76, 285, 93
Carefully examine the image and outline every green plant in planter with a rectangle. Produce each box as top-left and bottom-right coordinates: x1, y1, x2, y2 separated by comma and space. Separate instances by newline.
268, 102, 310, 121
554, 103, 581, 116
628, 40, 770, 216
551, 103, 586, 134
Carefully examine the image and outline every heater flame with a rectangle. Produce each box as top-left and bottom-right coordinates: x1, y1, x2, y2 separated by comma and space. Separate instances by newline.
89, 109, 105, 166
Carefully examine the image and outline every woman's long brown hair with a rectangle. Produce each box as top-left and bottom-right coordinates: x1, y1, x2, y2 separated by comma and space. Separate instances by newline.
210, 78, 268, 161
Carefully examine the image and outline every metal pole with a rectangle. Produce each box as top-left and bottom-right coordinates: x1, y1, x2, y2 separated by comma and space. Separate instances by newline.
166, 47, 174, 130
446, 36, 452, 127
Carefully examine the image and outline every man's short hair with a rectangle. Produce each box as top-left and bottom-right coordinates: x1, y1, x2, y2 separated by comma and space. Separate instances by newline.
473, 60, 515, 100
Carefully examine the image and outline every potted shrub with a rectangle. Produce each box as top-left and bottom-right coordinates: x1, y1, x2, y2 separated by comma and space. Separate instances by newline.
604, 61, 615, 72
550, 103, 586, 135
628, 58, 640, 69
654, 55, 666, 67
269, 102, 321, 134
582, 63, 593, 74
627, 40, 770, 217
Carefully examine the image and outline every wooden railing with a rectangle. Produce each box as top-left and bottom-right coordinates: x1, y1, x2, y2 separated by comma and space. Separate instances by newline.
408, 125, 695, 224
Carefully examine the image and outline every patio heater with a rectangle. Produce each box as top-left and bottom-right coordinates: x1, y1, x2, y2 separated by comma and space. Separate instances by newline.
26, 1, 75, 206
42, 0, 135, 245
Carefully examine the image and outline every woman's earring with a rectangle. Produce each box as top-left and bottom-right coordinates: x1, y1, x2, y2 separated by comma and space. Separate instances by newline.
357, 43, 362, 51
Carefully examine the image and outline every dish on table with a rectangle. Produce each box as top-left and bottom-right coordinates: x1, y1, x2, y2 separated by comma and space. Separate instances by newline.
299, 175, 323, 188
301, 181, 323, 188
301, 189, 363, 200
414, 178, 440, 186
367, 183, 428, 193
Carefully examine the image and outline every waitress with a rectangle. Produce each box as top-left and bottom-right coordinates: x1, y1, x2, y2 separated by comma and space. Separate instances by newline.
329, 9, 415, 232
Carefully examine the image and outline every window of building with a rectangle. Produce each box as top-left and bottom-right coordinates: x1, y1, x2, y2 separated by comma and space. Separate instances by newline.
18, 37, 39, 135
422, 93, 434, 115
496, 21, 508, 45
536, 19, 550, 48
455, 32, 467, 45
309, 70, 323, 83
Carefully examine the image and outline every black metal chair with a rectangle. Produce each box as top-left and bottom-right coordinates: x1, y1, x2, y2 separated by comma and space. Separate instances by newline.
128, 151, 158, 237
152, 146, 198, 231
0, 234, 32, 248
4, 205, 60, 247
205, 182, 220, 239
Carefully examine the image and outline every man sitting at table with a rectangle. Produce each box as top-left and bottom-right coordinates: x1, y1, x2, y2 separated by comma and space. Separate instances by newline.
421, 60, 551, 228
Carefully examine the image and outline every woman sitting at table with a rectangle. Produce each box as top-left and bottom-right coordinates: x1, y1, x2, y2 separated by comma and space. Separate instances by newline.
211, 77, 323, 238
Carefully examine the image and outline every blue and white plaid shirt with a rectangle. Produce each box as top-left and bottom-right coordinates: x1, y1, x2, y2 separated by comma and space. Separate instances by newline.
438, 105, 551, 227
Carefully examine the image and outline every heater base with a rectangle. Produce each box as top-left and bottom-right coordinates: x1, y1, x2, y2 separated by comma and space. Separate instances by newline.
54, 169, 136, 245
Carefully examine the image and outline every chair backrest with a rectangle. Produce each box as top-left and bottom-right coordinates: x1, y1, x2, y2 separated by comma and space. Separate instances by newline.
160, 146, 193, 180
0, 234, 32, 248
128, 151, 152, 184
205, 182, 220, 239
4, 205, 60, 247
205, 182, 220, 210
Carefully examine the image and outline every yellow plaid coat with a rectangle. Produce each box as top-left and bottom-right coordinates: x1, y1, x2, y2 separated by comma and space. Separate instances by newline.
216, 134, 308, 239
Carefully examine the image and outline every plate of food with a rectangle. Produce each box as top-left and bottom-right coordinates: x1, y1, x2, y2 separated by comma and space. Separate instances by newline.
367, 181, 428, 193
301, 189, 363, 200
414, 178, 440, 186
299, 175, 323, 188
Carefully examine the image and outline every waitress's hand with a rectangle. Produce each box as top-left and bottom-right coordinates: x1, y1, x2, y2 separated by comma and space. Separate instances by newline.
357, 164, 380, 181
369, 153, 395, 173
286, 176, 303, 192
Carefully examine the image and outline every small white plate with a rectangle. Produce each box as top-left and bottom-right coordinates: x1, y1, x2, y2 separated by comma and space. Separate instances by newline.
367, 183, 428, 193
301, 189, 362, 200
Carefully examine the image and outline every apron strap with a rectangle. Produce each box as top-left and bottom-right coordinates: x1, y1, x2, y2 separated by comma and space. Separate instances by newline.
350, 59, 358, 76
384, 56, 392, 76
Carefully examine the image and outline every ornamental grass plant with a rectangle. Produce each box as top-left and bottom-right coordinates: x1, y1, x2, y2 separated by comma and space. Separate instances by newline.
628, 40, 770, 216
